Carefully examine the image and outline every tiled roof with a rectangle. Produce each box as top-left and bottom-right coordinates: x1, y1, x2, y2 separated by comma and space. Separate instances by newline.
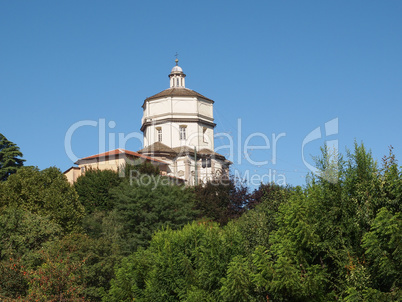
198, 148, 225, 157
77, 148, 168, 164
63, 166, 80, 174
138, 142, 226, 160
198, 149, 232, 163
137, 142, 176, 154
169, 146, 228, 160
138, 143, 228, 161
172, 146, 195, 155
143, 88, 214, 105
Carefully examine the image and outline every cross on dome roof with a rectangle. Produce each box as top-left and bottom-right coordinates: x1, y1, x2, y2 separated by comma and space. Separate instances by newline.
171, 58, 183, 73
169, 57, 185, 87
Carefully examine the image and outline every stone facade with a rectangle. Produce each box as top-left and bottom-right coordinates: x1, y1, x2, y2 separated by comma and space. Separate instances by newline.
138, 59, 231, 184
64, 59, 231, 184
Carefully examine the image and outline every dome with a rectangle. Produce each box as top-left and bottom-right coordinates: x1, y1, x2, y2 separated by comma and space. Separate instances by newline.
171, 65, 183, 73
168, 58, 186, 88
171, 58, 183, 73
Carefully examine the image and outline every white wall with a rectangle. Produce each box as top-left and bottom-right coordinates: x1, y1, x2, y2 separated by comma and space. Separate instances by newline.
142, 95, 215, 150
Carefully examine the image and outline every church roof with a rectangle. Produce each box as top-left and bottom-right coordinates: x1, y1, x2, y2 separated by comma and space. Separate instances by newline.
138, 143, 227, 161
198, 148, 224, 157
137, 142, 177, 155
76, 148, 168, 165
171, 65, 183, 73
175, 147, 227, 161
143, 88, 214, 107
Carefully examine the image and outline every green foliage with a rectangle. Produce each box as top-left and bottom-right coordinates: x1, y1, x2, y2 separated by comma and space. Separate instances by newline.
235, 183, 292, 253
342, 142, 382, 240
74, 168, 122, 213
110, 177, 198, 254
0, 257, 28, 299
220, 255, 257, 302
106, 221, 245, 302
81, 209, 124, 244
0, 207, 62, 260
0, 133, 25, 181
106, 248, 153, 302
35, 233, 121, 301
379, 146, 402, 214
0, 208, 62, 299
362, 208, 401, 292
252, 192, 330, 301
0, 166, 85, 233
0, 141, 400, 301
24, 247, 86, 302
340, 255, 401, 302
227, 143, 401, 301
121, 161, 160, 178
0, 232, 121, 301
192, 177, 251, 225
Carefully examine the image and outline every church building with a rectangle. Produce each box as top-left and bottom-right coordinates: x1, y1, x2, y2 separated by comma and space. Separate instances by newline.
64, 59, 231, 184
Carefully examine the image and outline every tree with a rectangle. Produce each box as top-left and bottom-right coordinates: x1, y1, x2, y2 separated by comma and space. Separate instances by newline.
28, 233, 121, 302
192, 177, 251, 225
0, 133, 25, 181
122, 161, 160, 178
105, 221, 245, 302
234, 183, 292, 253
0, 208, 62, 299
24, 246, 86, 302
0, 257, 28, 299
226, 143, 401, 301
110, 176, 198, 254
103, 142, 402, 301
74, 168, 122, 214
0, 166, 85, 233
362, 208, 401, 293
0, 207, 62, 260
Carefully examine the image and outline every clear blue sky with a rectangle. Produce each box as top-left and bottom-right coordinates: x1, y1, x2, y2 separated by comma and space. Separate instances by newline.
1, 1, 401, 187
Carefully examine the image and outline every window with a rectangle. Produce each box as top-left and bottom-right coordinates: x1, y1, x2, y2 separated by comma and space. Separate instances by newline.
203, 127, 207, 143
180, 126, 186, 140
176, 78, 179, 86
202, 158, 211, 168
156, 128, 162, 142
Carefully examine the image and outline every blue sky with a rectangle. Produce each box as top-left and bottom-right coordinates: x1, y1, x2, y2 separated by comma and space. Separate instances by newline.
1, 0, 401, 187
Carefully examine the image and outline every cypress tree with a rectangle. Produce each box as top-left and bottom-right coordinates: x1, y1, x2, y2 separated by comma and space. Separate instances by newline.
0, 133, 25, 181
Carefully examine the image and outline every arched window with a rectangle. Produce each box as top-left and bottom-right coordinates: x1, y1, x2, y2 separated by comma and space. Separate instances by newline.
156, 128, 162, 142
176, 78, 179, 86
202, 158, 212, 168
180, 126, 186, 140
